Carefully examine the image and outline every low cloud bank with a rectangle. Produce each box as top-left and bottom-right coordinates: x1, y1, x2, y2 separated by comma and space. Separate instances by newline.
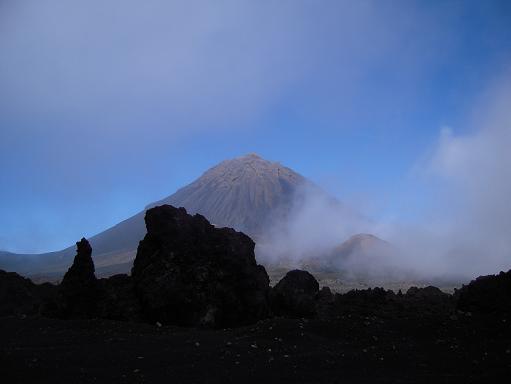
256, 184, 369, 266
258, 73, 511, 280
414, 78, 511, 276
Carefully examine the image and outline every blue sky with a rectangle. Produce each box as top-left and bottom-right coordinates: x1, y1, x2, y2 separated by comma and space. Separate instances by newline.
1, 0, 510, 253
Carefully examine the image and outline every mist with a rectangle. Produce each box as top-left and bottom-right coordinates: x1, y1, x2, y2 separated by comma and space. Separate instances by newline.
257, 70, 511, 280
0, 1, 510, 282
256, 183, 369, 265
1, 0, 496, 253
408, 71, 511, 277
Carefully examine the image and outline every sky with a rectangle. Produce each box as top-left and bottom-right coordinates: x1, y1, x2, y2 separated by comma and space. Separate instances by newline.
1, 0, 511, 254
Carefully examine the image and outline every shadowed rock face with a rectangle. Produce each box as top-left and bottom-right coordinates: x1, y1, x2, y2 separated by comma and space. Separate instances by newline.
58, 238, 140, 320
62, 238, 95, 283
457, 270, 511, 314
59, 238, 99, 317
271, 269, 320, 318
0, 269, 56, 316
131, 205, 271, 327
97, 274, 141, 322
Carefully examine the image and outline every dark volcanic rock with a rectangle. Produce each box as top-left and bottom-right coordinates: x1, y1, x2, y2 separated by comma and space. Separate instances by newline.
405, 286, 452, 314
53, 240, 140, 321
457, 270, 511, 315
327, 285, 454, 319
131, 205, 271, 327
316, 286, 335, 318
0, 269, 56, 316
59, 238, 99, 318
97, 274, 141, 321
406, 286, 449, 302
332, 287, 393, 317
271, 269, 319, 318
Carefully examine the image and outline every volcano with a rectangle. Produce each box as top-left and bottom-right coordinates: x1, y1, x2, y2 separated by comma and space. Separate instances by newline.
0, 154, 310, 278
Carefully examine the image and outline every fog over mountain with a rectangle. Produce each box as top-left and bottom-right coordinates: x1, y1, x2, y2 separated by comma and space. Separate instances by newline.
3, 80, 511, 281
2, 154, 365, 278
153, 153, 307, 238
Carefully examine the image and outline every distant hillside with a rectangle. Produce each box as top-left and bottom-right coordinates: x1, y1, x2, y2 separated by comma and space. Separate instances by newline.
325, 234, 398, 276
0, 154, 309, 277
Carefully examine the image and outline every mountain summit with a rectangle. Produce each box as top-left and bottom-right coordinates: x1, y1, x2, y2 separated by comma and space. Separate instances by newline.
153, 153, 306, 237
0, 154, 308, 277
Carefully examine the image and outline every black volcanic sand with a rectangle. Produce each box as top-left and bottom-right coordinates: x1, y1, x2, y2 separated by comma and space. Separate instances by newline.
2, 312, 510, 383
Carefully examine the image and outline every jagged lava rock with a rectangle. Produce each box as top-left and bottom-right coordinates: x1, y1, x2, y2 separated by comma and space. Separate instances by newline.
457, 270, 511, 315
131, 205, 270, 327
59, 238, 99, 317
0, 269, 56, 316
406, 286, 449, 301
57, 239, 140, 320
97, 274, 141, 321
271, 269, 319, 318
316, 286, 335, 319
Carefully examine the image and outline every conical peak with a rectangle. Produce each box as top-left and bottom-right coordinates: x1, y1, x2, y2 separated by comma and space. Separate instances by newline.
230, 153, 270, 166
206, 153, 303, 183
154, 154, 309, 237
241, 153, 262, 159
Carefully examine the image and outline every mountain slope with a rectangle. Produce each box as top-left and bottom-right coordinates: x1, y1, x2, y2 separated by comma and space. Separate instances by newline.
325, 233, 397, 275
0, 154, 308, 277
152, 153, 306, 237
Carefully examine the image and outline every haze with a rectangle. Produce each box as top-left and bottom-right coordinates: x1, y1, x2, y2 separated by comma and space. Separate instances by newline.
1, 0, 510, 278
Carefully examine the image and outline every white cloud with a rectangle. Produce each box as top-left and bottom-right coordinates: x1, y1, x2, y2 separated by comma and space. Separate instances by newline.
388, 71, 511, 277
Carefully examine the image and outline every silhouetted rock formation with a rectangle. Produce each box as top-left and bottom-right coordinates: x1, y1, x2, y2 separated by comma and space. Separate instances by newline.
131, 205, 271, 327
271, 269, 320, 318
0, 269, 56, 316
406, 286, 448, 303
5, 213, 510, 334
97, 274, 141, 321
457, 270, 511, 315
323, 285, 452, 319
59, 238, 99, 317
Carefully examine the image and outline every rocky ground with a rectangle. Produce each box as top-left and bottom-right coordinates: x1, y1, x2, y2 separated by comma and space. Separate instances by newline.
2, 309, 510, 383
267, 267, 464, 294
2, 205, 511, 383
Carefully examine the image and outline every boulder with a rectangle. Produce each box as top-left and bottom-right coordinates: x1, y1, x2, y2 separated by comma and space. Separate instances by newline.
316, 286, 335, 319
406, 286, 448, 301
131, 205, 270, 327
271, 269, 319, 318
456, 270, 511, 315
0, 269, 56, 316
404, 286, 452, 314
59, 238, 99, 317
97, 274, 141, 321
